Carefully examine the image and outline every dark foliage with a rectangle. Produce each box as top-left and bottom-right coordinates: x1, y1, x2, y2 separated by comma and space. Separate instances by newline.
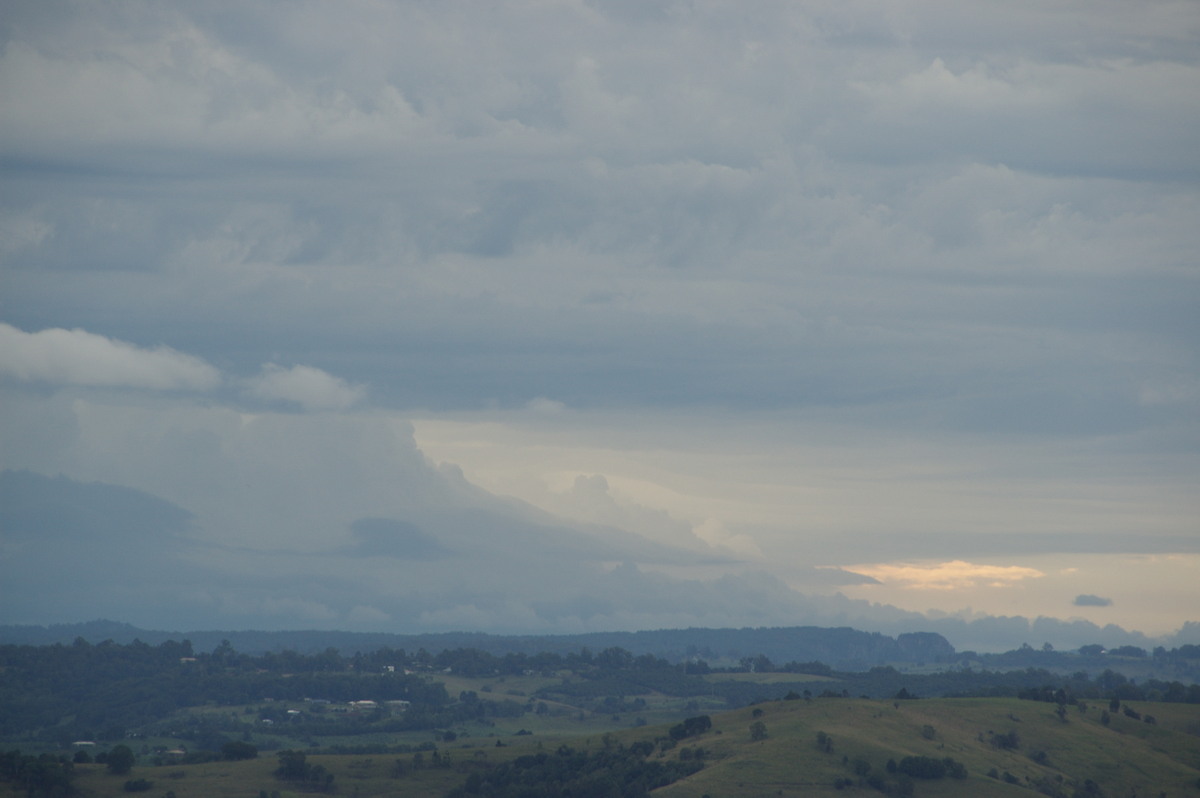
106, 745, 135, 775
274, 751, 334, 791
992, 730, 1020, 750
221, 740, 258, 760
896, 756, 946, 779
444, 742, 702, 798
0, 750, 76, 797
668, 715, 712, 741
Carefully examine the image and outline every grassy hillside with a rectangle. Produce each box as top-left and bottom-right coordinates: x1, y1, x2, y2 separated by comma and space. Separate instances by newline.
58, 696, 1200, 797
651, 696, 1200, 797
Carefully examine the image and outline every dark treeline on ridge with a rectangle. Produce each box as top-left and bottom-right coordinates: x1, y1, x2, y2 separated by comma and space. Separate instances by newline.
4, 620, 1200, 680
0, 621, 954, 668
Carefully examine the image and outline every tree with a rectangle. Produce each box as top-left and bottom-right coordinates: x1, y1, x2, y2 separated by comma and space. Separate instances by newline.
221, 741, 258, 760
275, 751, 309, 781
107, 744, 136, 775
749, 721, 767, 741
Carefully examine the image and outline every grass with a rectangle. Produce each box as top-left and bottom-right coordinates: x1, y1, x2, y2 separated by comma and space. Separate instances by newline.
53, 697, 1200, 797
702, 671, 834, 685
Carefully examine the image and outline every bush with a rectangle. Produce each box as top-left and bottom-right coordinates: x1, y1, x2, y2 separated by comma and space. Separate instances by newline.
992, 730, 1020, 750
123, 778, 154, 792
107, 745, 136, 775
668, 715, 712, 741
897, 755, 946, 779
221, 741, 258, 760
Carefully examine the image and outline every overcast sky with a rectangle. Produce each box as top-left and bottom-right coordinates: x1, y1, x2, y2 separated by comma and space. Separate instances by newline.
1, 0, 1198, 646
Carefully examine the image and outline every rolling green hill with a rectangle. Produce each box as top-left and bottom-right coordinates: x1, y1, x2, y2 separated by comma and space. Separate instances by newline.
55, 695, 1200, 797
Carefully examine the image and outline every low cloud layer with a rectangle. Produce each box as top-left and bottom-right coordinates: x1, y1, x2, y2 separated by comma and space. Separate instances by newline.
1074, 594, 1114, 608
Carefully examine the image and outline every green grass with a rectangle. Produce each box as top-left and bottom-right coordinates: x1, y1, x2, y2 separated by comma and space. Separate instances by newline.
55, 697, 1200, 797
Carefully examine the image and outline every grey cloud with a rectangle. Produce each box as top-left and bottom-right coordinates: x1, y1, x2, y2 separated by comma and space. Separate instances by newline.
344, 518, 456, 560
1074, 594, 1114, 607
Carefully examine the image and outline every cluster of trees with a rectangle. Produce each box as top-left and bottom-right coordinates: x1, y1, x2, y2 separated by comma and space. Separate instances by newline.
1014, 668, 1200, 706
273, 750, 334, 791
0, 750, 76, 797
3, 636, 1199, 760
667, 715, 712, 741
0, 638, 450, 745
0, 744, 147, 797
828, 751, 966, 793
964, 643, 1200, 682
444, 742, 704, 798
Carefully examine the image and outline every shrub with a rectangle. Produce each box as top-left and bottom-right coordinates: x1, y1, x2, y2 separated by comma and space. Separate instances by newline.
221, 741, 258, 760
669, 715, 712, 741
992, 730, 1020, 750
897, 756, 946, 779
123, 778, 154, 792
107, 745, 136, 775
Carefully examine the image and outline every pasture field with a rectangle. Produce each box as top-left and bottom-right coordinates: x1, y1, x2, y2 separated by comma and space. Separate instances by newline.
62, 696, 1200, 797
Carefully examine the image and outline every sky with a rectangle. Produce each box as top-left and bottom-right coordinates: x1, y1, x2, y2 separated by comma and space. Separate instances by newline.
1, 0, 1198, 650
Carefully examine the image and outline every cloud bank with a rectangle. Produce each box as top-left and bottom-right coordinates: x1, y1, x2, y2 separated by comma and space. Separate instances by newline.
0, 1, 1197, 642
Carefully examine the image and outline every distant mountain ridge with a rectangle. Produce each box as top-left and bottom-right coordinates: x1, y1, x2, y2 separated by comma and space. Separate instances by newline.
0, 619, 954, 669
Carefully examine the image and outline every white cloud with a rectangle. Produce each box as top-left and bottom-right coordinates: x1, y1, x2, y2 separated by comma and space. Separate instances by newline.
0, 323, 221, 391
244, 363, 365, 411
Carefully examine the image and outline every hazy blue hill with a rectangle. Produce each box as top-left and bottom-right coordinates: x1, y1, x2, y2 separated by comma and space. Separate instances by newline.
0, 468, 194, 541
